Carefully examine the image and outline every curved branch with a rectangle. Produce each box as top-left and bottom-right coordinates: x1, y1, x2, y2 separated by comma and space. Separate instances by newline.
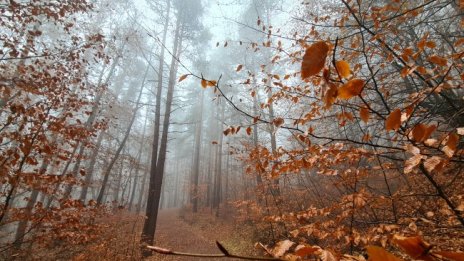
147, 241, 283, 260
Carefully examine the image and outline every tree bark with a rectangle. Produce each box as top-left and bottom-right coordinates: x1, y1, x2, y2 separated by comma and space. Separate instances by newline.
141, 14, 182, 256
192, 91, 204, 212
96, 66, 146, 204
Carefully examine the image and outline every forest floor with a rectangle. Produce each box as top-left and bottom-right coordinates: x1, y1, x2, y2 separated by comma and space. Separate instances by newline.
70, 207, 260, 261
147, 208, 254, 261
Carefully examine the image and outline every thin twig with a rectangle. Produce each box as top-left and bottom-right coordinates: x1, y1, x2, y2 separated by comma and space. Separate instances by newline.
147, 241, 283, 260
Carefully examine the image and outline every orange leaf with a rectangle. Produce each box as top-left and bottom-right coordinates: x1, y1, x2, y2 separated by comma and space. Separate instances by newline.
435, 251, 464, 261
236, 64, 243, 72
366, 246, 403, 261
442, 133, 459, 157
385, 109, 402, 131
178, 74, 189, 82
424, 156, 443, 173
295, 246, 319, 257
301, 41, 329, 79
335, 60, 351, 79
338, 79, 365, 99
428, 55, 447, 66
322, 68, 330, 83
246, 127, 252, 136
201, 79, 207, 88
323, 83, 338, 109
360, 107, 370, 123
207, 80, 217, 87
446, 133, 459, 151
393, 235, 434, 261
273, 118, 284, 127
412, 124, 426, 142
423, 125, 436, 141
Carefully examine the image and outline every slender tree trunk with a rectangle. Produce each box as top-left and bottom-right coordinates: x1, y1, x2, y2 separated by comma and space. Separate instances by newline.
141, 15, 182, 256
129, 112, 148, 211
192, 91, 204, 212
96, 66, 146, 204
144, 0, 171, 227
213, 102, 224, 216
79, 130, 105, 202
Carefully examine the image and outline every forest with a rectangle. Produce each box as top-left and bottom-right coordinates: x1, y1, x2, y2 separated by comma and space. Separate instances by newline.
0, 0, 463, 260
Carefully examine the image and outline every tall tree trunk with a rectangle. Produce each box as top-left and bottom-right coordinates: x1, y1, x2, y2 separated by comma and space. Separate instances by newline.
213, 102, 224, 217
192, 91, 204, 212
144, 0, 171, 226
267, 87, 280, 196
129, 111, 148, 211
79, 130, 105, 202
141, 15, 182, 256
96, 66, 146, 204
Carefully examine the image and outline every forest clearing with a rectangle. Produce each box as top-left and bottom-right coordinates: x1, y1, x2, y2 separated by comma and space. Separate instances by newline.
1, 0, 463, 260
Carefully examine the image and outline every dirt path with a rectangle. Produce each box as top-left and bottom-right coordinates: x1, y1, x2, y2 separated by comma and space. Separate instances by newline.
148, 209, 241, 261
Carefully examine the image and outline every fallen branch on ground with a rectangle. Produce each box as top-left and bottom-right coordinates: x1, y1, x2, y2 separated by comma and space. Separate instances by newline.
147, 241, 283, 260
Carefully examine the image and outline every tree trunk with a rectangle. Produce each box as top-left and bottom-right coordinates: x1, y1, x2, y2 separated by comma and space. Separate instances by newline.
96, 66, 146, 204
141, 15, 182, 256
79, 130, 105, 202
129, 111, 148, 211
192, 91, 204, 212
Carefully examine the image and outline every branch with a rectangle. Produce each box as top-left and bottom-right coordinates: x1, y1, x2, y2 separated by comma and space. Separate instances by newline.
147, 241, 283, 260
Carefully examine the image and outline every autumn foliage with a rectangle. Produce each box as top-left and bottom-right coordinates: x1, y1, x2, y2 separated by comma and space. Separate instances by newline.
0, 0, 109, 257
214, 0, 464, 260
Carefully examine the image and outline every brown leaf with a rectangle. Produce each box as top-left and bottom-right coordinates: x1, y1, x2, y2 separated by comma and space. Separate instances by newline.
360, 107, 370, 123
318, 249, 338, 261
385, 109, 402, 131
271, 240, 294, 258
273, 118, 284, 127
201, 79, 207, 88
428, 55, 447, 66
338, 79, 365, 99
301, 41, 329, 79
366, 246, 403, 261
295, 246, 319, 257
207, 80, 217, 87
404, 154, 424, 174
335, 60, 351, 79
434, 251, 464, 261
236, 64, 243, 72
393, 235, 434, 261
323, 83, 338, 109
442, 133, 459, 157
178, 74, 189, 82
246, 127, 252, 136
412, 124, 426, 142
424, 156, 443, 173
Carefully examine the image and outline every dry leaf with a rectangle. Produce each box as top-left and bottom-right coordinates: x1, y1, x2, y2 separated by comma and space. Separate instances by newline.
338, 79, 365, 99
428, 55, 447, 66
392, 235, 434, 261
335, 60, 351, 79
301, 41, 329, 79
178, 74, 189, 82
424, 156, 442, 172
385, 109, 402, 131
272, 240, 294, 257
434, 251, 464, 261
366, 246, 403, 261
404, 154, 424, 174
360, 107, 370, 123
